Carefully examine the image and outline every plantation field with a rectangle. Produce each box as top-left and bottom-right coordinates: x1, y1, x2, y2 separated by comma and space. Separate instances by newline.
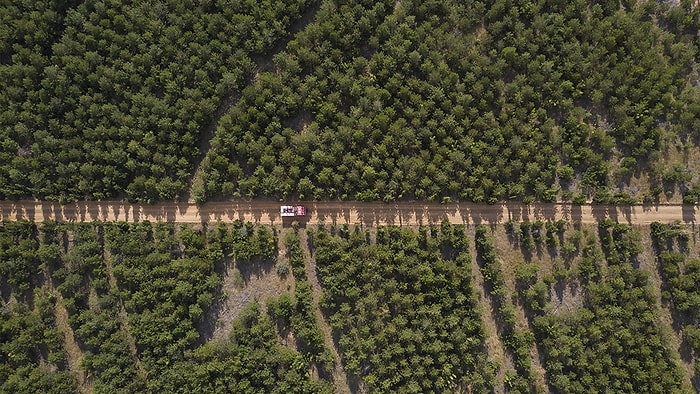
2, 1, 700, 391
2, 219, 700, 392
1, 1, 699, 204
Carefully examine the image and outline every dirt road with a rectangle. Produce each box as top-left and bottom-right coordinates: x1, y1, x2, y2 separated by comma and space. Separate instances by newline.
0, 200, 696, 226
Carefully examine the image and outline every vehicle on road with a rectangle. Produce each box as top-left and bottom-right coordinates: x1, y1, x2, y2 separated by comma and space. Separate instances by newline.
280, 205, 306, 217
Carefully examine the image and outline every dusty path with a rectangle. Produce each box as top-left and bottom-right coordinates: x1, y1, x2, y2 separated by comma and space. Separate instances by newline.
52, 286, 91, 393
0, 200, 697, 225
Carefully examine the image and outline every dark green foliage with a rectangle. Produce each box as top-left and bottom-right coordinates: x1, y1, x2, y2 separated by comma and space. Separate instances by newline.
682, 184, 700, 204
598, 221, 643, 266
53, 222, 146, 393
283, 231, 332, 371
1, 1, 698, 202
519, 222, 536, 250
0, 290, 76, 394
649, 222, 700, 315
312, 224, 494, 392
515, 262, 539, 291
227, 221, 277, 263
1, 221, 336, 392
530, 224, 685, 393
154, 302, 332, 393
475, 226, 508, 301
105, 222, 221, 374
200, 0, 700, 203
671, 258, 700, 316
576, 235, 605, 284
533, 270, 684, 393
685, 325, 700, 352
0, 0, 315, 201
0, 221, 40, 292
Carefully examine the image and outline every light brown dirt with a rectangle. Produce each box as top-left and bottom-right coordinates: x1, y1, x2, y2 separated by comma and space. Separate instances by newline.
1, 201, 698, 226
208, 239, 294, 342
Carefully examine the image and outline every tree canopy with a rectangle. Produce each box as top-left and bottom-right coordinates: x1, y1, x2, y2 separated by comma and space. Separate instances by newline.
1, 1, 699, 203
198, 0, 700, 203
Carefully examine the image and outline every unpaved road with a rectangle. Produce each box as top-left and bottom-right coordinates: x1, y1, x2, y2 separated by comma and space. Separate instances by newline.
0, 200, 697, 225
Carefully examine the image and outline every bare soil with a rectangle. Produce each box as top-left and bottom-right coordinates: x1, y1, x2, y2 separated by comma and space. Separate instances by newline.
2, 201, 698, 227
203, 236, 294, 342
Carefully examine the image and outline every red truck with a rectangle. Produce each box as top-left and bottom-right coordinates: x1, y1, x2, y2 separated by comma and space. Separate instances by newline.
280, 205, 306, 217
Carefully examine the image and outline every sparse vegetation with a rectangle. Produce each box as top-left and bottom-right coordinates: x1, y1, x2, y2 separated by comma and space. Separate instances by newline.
651, 221, 700, 376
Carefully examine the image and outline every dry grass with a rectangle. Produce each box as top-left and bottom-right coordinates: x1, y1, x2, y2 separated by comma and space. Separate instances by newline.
205, 236, 295, 342
467, 226, 510, 394
299, 229, 353, 393
636, 224, 696, 391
